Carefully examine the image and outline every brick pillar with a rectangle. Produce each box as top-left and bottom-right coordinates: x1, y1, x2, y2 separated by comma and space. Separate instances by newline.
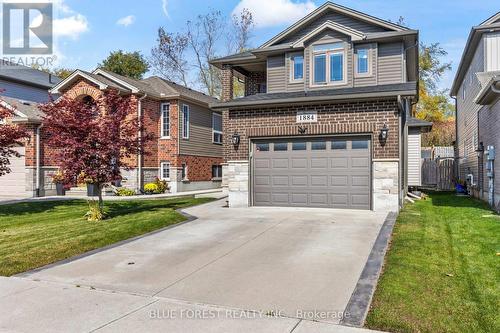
221, 64, 234, 102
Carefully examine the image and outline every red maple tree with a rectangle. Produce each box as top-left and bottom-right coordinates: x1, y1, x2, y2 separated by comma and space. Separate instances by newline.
0, 102, 29, 177
40, 89, 150, 212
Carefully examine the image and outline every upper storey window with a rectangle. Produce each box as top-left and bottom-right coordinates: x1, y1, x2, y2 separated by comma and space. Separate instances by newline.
356, 48, 369, 74
312, 42, 345, 85
290, 54, 304, 82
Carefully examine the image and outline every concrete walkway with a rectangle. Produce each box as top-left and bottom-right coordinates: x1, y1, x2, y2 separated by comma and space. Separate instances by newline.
0, 188, 224, 205
1, 199, 388, 332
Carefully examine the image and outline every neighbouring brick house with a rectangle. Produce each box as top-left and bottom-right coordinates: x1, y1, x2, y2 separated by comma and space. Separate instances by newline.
451, 12, 500, 209
210, 2, 420, 211
0, 68, 223, 197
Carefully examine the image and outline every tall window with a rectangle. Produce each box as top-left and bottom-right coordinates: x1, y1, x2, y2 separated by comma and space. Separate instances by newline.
212, 113, 223, 144
290, 54, 304, 81
312, 42, 345, 85
160, 161, 170, 180
356, 48, 369, 75
212, 165, 222, 178
181, 163, 188, 180
160, 103, 170, 138
182, 104, 190, 139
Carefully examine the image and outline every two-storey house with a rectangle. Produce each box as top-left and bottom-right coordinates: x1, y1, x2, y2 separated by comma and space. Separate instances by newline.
0, 68, 224, 197
451, 12, 500, 209
0, 62, 61, 197
210, 2, 419, 211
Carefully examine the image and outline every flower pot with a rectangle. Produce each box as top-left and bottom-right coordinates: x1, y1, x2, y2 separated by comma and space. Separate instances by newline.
86, 183, 101, 197
55, 183, 65, 196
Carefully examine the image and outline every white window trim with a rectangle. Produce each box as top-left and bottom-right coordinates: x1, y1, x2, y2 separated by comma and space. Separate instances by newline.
160, 103, 170, 139
159, 161, 170, 181
310, 42, 348, 87
212, 113, 223, 144
182, 104, 190, 139
181, 163, 188, 181
289, 52, 304, 83
354, 45, 373, 78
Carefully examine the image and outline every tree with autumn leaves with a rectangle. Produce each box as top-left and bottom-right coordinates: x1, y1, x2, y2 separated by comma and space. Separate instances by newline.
40, 90, 150, 220
0, 105, 29, 176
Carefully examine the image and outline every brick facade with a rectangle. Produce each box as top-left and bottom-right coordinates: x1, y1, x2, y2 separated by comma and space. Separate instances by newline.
16, 77, 223, 193
223, 98, 400, 161
221, 65, 234, 102
244, 72, 266, 96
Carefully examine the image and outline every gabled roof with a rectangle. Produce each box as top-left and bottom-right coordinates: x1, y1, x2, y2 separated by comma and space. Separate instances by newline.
481, 12, 500, 25
291, 21, 366, 48
451, 12, 500, 96
260, 1, 407, 48
49, 68, 216, 106
0, 61, 61, 88
0, 96, 43, 123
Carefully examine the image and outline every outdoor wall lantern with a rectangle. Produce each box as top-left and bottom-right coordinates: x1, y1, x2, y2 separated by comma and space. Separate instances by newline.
476, 142, 485, 157
231, 132, 240, 147
380, 123, 389, 141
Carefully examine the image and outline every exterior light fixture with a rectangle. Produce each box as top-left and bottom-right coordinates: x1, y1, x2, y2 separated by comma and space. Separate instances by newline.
380, 123, 389, 141
476, 141, 484, 157
231, 132, 240, 147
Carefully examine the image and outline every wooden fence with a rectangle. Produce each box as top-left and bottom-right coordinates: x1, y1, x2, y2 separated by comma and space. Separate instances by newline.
421, 146, 454, 159
422, 158, 455, 190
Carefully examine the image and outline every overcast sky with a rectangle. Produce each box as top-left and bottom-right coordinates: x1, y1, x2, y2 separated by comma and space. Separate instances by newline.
42, 0, 500, 91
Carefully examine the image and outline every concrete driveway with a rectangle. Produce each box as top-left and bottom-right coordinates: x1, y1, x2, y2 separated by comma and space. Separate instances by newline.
3, 199, 388, 332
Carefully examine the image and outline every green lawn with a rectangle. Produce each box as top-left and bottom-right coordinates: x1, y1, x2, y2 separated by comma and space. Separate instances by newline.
0, 196, 214, 276
366, 192, 500, 333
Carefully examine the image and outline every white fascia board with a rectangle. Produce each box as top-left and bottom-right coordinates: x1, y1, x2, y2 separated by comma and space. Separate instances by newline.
92, 69, 140, 93
291, 21, 366, 48
50, 70, 108, 94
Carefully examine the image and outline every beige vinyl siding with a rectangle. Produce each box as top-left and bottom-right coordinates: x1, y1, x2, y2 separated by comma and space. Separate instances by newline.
279, 10, 387, 45
407, 129, 422, 186
179, 101, 222, 157
267, 55, 286, 93
378, 42, 404, 85
456, 37, 485, 182
485, 32, 500, 71
353, 44, 377, 87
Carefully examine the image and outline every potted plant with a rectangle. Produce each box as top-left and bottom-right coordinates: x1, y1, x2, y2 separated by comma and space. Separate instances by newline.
52, 171, 66, 196
79, 173, 100, 197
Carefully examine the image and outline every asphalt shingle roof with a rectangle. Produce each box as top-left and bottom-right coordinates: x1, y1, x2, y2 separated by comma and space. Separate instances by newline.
0, 95, 43, 122
0, 62, 61, 88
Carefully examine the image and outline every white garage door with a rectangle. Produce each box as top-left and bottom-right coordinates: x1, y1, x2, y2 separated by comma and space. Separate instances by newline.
0, 146, 27, 197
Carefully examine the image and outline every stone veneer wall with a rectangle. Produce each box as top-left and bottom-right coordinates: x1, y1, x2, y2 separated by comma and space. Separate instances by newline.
226, 161, 249, 208
373, 161, 399, 211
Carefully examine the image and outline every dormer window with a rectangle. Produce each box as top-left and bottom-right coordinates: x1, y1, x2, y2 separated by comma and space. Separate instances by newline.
290, 53, 304, 82
312, 42, 346, 85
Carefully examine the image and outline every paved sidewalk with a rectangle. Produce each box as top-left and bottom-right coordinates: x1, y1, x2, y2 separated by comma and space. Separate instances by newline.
0, 277, 385, 333
0, 188, 224, 205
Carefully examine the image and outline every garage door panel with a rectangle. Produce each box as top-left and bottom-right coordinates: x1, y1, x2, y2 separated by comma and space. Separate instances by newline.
272, 158, 289, 169
272, 176, 289, 186
352, 157, 370, 168
253, 137, 370, 209
291, 193, 308, 204
310, 158, 328, 169
331, 175, 348, 186
291, 158, 307, 169
331, 158, 348, 168
291, 175, 308, 186
311, 175, 328, 186
0, 146, 27, 197
255, 159, 270, 169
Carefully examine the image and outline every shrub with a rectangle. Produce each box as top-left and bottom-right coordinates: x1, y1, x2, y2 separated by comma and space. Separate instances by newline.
144, 183, 159, 194
52, 170, 65, 183
116, 188, 135, 196
154, 177, 169, 194
85, 200, 105, 221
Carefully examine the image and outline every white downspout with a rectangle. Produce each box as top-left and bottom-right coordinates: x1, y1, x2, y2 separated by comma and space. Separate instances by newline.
137, 94, 147, 193
35, 124, 43, 197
